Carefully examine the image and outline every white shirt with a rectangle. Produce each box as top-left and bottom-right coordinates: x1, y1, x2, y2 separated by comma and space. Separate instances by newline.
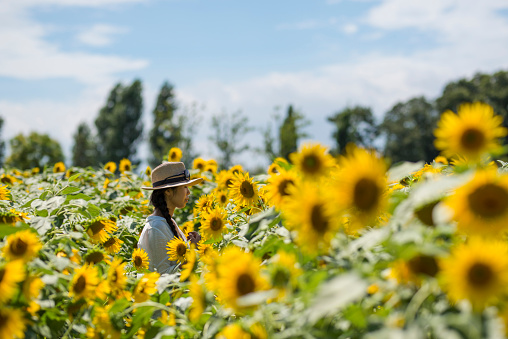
137, 215, 187, 274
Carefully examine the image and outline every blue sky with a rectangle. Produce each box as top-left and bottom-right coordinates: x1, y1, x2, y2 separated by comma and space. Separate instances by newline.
2, 0, 508, 170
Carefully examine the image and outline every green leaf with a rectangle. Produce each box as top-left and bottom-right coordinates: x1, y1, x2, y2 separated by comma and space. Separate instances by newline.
68, 173, 82, 182
65, 193, 92, 202
125, 306, 156, 337
0, 223, 31, 238
60, 186, 80, 195
87, 204, 101, 217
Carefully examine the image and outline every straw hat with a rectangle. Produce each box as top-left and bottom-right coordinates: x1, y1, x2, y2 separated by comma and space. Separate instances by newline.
141, 162, 203, 190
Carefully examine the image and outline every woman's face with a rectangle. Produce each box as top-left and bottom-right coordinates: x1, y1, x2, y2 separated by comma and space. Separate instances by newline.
165, 185, 190, 209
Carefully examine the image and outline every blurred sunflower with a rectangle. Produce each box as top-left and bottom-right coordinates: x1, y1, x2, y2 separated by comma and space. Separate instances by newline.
200, 207, 230, 242
434, 102, 507, 161
84, 249, 108, 265
268, 157, 289, 175
132, 248, 150, 271
282, 181, 340, 253
180, 246, 197, 282
0, 307, 26, 339
332, 146, 388, 232
0, 174, 18, 185
119, 158, 132, 173
193, 157, 207, 172
0, 185, 11, 200
389, 254, 439, 286
0, 260, 26, 304
230, 164, 244, 174
69, 264, 99, 300
168, 147, 183, 162
102, 236, 124, 254
216, 324, 250, 339
104, 161, 117, 173
31, 167, 40, 175
53, 161, 66, 173
216, 170, 235, 191
2, 230, 42, 262
205, 159, 218, 174
93, 305, 121, 339
268, 250, 302, 298
229, 172, 259, 208
440, 237, 508, 310
107, 258, 128, 295
145, 165, 152, 177
216, 247, 269, 312
264, 168, 298, 209
447, 170, 508, 237
189, 275, 206, 323
289, 143, 335, 180
197, 241, 215, 261
0, 209, 27, 225
86, 217, 117, 243
133, 272, 160, 303
166, 237, 188, 264
22, 275, 44, 301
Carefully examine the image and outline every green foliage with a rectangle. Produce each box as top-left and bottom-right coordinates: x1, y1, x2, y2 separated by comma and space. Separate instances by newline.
72, 122, 97, 167
279, 105, 307, 160
0, 116, 5, 167
5, 131, 64, 169
381, 96, 440, 163
95, 79, 143, 165
327, 106, 378, 155
209, 110, 253, 169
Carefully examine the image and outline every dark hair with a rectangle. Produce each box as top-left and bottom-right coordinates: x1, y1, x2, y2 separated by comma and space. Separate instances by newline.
150, 188, 180, 239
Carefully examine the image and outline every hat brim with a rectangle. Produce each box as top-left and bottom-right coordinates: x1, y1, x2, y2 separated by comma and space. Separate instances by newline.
141, 177, 203, 190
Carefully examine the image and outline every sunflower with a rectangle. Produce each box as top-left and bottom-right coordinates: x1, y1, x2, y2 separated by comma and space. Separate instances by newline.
216, 324, 251, 339
269, 251, 302, 300
93, 305, 121, 339
107, 258, 128, 296
268, 157, 289, 175
200, 207, 230, 242
132, 248, 150, 271
331, 146, 388, 233
0, 307, 26, 339
216, 247, 269, 312
102, 236, 124, 254
166, 237, 188, 264
216, 170, 235, 191
2, 230, 42, 262
282, 181, 340, 253
195, 193, 215, 216
145, 166, 152, 177
69, 264, 100, 300
179, 220, 194, 239
119, 158, 132, 173
23, 275, 44, 301
0, 185, 11, 200
229, 172, 260, 208
205, 159, 218, 174
289, 143, 335, 180
0, 209, 27, 225
264, 168, 298, 209
104, 161, 117, 173
230, 164, 244, 174
168, 147, 183, 162
53, 161, 66, 173
0, 260, 26, 304
86, 217, 117, 243
197, 241, 214, 261
133, 272, 160, 303
214, 189, 230, 207
189, 275, 206, 322
32, 167, 40, 175
193, 157, 207, 172
447, 170, 508, 237
440, 237, 508, 310
84, 249, 108, 265
389, 255, 439, 286
434, 102, 507, 161
180, 246, 197, 282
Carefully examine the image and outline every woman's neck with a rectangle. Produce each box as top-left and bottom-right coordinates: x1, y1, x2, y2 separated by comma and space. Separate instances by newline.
152, 205, 175, 217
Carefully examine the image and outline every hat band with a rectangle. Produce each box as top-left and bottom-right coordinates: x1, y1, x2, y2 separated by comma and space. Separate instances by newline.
152, 170, 190, 188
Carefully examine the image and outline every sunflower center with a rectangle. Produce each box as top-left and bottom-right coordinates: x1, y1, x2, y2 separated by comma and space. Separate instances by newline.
415, 201, 439, 227
240, 181, 255, 198
220, 194, 228, 204
134, 256, 143, 267
278, 179, 294, 197
210, 218, 223, 231
468, 262, 494, 287
176, 243, 187, 257
302, 155, 320, 174
310, 204, 329, 234
460, 128, 485, 151
273, 268, 290, 288
89, 221, 105, 235
112, 271, 118, 283
104, 238, 115, 247
73, 275, 87, 294
85, 252, 104, 264
468, 183, 508, 218
236, 273, 256, 296
10, 238, 27, 256
0, 268, 5, 283
0, 312, 6, 328
353, 178, 380, 211
408, 255, 439, 277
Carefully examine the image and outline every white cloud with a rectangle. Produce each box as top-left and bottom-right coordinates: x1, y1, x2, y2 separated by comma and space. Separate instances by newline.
342, 23, 358, 34
77, 24, 128, 47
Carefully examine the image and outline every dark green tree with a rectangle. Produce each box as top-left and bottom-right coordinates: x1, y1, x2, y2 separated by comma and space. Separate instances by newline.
209, 110, 253, 169
0, 116, 5, 167
327, 106, 378, 155
279, 105, 307, 160
95, 79, 143, 165
72, 122, 97, 167
6, 132, 64, 170
380, 96, 440, 164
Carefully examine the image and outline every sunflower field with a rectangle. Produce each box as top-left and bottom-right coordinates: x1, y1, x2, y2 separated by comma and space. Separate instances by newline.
2, 102, 508, 338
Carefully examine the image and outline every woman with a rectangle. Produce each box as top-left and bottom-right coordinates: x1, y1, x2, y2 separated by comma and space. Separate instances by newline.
138, 162, 203, 274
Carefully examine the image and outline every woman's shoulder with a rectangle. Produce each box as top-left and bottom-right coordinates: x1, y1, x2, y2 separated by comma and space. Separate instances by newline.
145, 215, 170, 228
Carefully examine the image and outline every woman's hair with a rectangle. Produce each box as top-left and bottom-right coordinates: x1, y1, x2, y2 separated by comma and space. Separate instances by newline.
150, 188, 180, 239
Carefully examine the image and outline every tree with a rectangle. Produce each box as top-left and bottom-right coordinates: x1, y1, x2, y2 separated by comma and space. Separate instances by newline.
380, 96, 440, 164
0, 116, 5, 167
6, 132, 64, 170
209, 110, 253, 169
72, 122, 97, 167
95, 79, 144, 165
327, 106, 378, 155
279, 105, 307, 160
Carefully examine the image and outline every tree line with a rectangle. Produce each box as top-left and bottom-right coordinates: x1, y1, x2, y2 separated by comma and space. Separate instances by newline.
1, 69, 507, 171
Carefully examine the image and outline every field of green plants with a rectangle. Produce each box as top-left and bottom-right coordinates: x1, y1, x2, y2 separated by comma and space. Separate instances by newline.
2, 102, 508, 338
